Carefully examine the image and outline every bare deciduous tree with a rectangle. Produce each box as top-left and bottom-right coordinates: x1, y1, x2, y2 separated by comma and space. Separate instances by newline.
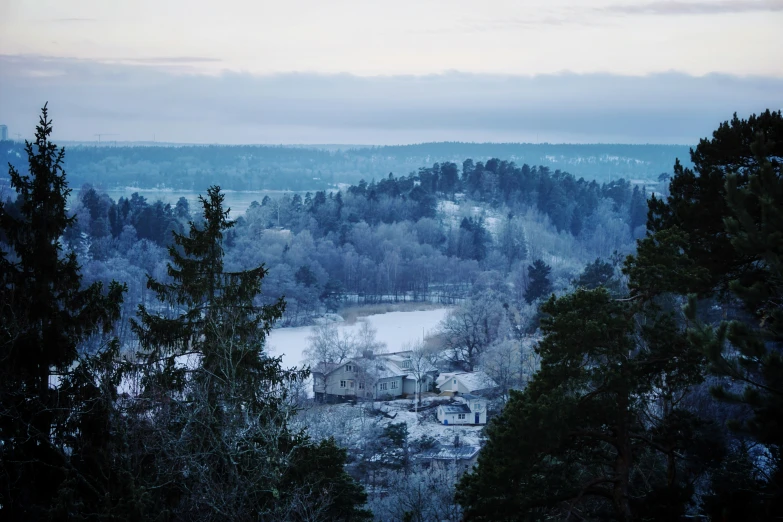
406, 341, 438, 410
439, 291, 505, 370
366, 466, 463, 522
304, 323, 357, 365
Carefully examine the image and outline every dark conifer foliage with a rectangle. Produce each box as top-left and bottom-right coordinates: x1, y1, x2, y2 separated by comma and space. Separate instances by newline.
574, 257, 615, 290
458, 110, 783, 521
641, 112, 783, 518
0, 104, 126, 519
1, 108, 371, 521
457, 284, 714, 521
694, 133, 783, 518
524, 259, 553, 304
647, 109, 783, 296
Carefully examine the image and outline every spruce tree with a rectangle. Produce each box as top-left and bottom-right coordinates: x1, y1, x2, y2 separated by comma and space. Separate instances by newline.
131, 186, 368, 520
0, 104, 125, 519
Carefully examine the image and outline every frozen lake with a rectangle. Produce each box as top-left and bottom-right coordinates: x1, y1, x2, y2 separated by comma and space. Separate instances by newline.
266, 308, 451, 371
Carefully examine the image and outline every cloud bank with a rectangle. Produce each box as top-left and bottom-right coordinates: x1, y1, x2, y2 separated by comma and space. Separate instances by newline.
601, 0, 783, 16
0, 55, 780, 145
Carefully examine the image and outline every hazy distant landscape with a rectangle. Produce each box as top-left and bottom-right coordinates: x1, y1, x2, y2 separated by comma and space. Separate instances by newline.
2, 0, 782, 520
1, 141, 690, 192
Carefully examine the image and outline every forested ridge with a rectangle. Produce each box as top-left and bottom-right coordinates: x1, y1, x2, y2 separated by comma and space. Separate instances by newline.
54, 144, 650, 330
1, 106, 781, 521
0, 140, 689, 191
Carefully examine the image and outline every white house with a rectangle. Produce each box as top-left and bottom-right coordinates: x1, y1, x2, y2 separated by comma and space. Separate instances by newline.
436, 371, 497, 396
436, 394, 488, 425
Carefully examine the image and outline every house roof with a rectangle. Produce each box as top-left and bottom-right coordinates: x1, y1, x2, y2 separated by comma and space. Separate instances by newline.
435, 373, 453, 386
371, 359, 407, 379
439, 404, 471, 414
414, 445, 480, 461
437, 371, 497, 391
314, 357, 409, 379
313, 352, 434, 380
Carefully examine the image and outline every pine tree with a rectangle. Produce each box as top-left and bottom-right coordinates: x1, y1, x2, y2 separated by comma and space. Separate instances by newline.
524, 259, 553, 304
574, 257, 615, 290
0, 104, 125, 518
647, 109, 783, 296
457, 286, 714, 521
695, 134, 783, 517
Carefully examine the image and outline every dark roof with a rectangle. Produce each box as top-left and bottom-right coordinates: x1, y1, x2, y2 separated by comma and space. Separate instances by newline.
414, 445, 480, 461
440, 404, 471, 414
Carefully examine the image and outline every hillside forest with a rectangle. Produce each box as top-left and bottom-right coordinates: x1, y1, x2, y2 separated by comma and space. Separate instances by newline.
0, 106, 781, 521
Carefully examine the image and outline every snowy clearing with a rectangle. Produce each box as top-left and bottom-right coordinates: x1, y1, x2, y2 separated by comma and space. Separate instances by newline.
267, 307, 451, 371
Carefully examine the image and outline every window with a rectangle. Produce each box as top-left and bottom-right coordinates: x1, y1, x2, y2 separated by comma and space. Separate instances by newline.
453, 379, 457, 384
350, 381, 355, 388
402, 360, 411, 368
359, 382, 365, 389
458, 414, 466, 420
346, 364, 353, 372
391, 380, 398, 389
379, 382, 388, 391
340, 380, 346, 388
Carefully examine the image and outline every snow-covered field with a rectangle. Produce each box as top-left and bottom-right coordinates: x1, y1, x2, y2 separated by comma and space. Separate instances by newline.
266, 307, 451, 370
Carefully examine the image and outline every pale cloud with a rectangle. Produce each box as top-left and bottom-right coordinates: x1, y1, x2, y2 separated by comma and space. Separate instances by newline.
109, 57, 223, 64
0, 55, 780, 145
601, 0, 783, 16
52, 18, 99, 22
0, 0, 781, 77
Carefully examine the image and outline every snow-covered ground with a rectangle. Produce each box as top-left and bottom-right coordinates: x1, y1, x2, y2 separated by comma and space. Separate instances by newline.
377, 397, 485, 449
438, 200, 503, 236
266, 307, 451, 370
299, 396, 485, 452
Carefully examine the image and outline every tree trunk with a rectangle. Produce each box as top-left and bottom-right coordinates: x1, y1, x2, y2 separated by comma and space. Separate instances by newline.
613, 391, 633, 522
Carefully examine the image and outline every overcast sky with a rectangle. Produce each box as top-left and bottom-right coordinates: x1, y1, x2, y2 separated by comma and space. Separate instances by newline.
1, 0, 781, 144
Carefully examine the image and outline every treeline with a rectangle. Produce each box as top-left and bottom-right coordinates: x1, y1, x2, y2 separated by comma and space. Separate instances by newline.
0, 108, 369, 520
0, 139, 689, 191
456, 110, 783, 521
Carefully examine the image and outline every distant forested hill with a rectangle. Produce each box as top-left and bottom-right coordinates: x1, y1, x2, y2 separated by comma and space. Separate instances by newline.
0, 140, 691, 190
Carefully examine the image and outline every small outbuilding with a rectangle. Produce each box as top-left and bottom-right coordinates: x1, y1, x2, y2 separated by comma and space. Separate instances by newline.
436, 394, 488, 425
